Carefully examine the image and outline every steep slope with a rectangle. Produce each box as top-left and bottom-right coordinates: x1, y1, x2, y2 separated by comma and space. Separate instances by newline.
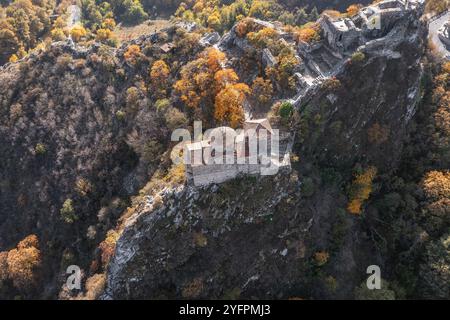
0, 25, 203, 298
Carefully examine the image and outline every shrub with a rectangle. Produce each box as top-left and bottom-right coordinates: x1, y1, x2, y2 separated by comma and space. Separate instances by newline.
9, 54, 18, 63
351, 51, 366, 64
442, 62, 450, 74
279, 101, 293, 119
295, 22, 320, 43
346, 5, 361, 17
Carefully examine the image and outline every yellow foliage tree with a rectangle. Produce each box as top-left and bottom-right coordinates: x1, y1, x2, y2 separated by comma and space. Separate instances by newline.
174, 48, 226, 110
96, 28, 112, 42
214, 68, 239, 91
98, 230, 120, 266
101, 18, 116, 31
295, 23, 320, 43
203, 47, 226, 73
6, 234, 41, 291
124, 44, 141, 64
347, 166, 377, 214
214, 83, 250, 128
70, 25, 87, 42
150, 59, 170, 97
9, 54, 18, 63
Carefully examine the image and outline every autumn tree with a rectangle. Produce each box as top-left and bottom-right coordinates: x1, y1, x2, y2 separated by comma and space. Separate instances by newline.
98, 229, 120, 266
214, 83, 250, 128
70, 25, 87, 42
96, 28, 113, 42
150, 59, 170, 98
421, 170, 450, 232
235, 18, 257, 38
214, 68, 239, 92
0, 0, 53, 64
173, 47, 226, 111
0, 26, 20, 64
314, 251, 329, 266
251, 77, 273, 106
101, 18, 116, 30
247, 27, 277, 48
347, 166, 377, 214
121, 0, 148, 25
123, 44, 141, 64
6, 234, 42, 291
204, 47, 225, 73
295, 22, 320, 43
84, 273, 106, 300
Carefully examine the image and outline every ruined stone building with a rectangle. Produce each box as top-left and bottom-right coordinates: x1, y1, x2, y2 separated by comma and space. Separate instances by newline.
318, 0, 425, 56
438, 21, 450, 47
184, 119, 292, 186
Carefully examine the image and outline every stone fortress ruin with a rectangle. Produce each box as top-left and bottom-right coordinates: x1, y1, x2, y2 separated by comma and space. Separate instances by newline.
184, 119, 293, 186
438, 19, 450, 47
183, 0, 426, 187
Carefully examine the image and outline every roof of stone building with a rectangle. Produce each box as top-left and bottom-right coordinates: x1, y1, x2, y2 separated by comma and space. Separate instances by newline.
244, 118, 274, 134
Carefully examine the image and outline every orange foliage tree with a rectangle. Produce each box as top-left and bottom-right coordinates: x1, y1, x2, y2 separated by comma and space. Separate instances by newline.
6, 234, 41, 291
173, 47, 226, 110
70, 25, 87, 42
214, 83, 250, 128
214, 68, 239, 91
98, 230, 120, 267
150, 60, 170, 97
295, 23, 321, 43
347, 166, 377, 214
124, 44, 141, 65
